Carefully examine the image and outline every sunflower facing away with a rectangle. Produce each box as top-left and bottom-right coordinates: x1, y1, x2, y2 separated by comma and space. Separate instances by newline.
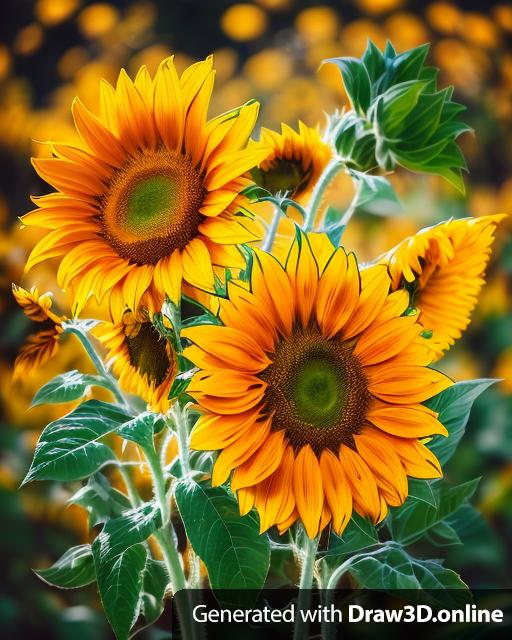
381, 214, 506, 360
12, 285, 64, 379
96, 309, 176, 413
22, 56, 270, 319
250, 122, 332, 206
182, 233, 452, 538
250, 122, 333, 251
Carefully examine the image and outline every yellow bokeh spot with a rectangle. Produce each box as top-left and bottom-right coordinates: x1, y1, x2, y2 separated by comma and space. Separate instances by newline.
341, 19, 386, 56
57, 46, 89, 80
426, 2, 461, 34
295, 6, 340, 45
0, 44, 11, 80
77, 3, 119, 38
220, 4, 268, 41
14, 23, 44, 56
212, 47, 239, 83
35, 0, 80, 26
459, 13, 499, 50
356, 0, 404, 16
255, 0, 292, 10
244, 48, 293, 92
494, 5, 512, 32
385, 13, 429, 50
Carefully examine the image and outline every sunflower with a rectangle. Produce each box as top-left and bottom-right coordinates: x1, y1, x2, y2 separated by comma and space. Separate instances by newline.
95, 309, 176, 413
12, 285, 64, 379
95, 309, 177, 413
251, 122, 332, 205
22, 56, 270, 320
380, 214, 506, 360
182, 232, 451, 538
249, 122, 333, 251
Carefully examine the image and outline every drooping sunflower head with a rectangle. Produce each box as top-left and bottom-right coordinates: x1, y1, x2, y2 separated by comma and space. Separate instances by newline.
183, 232, 451, 538
96, 308, 177, 414
250, 122, 332, 205
12, 284, 65, 379
23, 56, 271, 320
381, 214, 506, 360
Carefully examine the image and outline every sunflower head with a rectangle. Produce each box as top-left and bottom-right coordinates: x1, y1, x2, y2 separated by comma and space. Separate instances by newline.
12, 284, 64, 379
250, 122, 332, 205
23, 56, 271, 320
96, 308, 177, 413
382, 214, 507, 359
183, 232, 451, 538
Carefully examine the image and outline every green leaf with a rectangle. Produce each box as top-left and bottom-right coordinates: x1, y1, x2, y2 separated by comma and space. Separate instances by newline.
424, 520, 462, 547
325, 513, 378, 562
116, 411, 162, 453
351, 170, 402, 216
345, 543, 470, 604
35, 544, 95, 589
425, 379, 497, 465
407, 478, 438, 508
92, 503, 163, 640
94, 543, 147, 640
389, 478, 480, 546
31, 370, 110, 407
174, 480, 270, 591
141, 559, 168, 626
326, 57, 371, 113
69, 473, 131, 527
23, 400, 131, 484
93, 502, 162, 558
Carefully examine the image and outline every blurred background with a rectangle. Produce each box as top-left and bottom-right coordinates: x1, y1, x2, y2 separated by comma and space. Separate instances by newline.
0, 0, 510, 638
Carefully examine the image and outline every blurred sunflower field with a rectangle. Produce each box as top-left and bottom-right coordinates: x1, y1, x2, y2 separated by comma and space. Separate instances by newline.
0, 1, 511, 639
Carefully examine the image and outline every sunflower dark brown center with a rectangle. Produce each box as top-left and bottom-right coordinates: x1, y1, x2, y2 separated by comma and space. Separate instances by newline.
125, 321, 172, 387
251, 158, 312, 198
260, 327, 370, 454
100, 148, 206, 265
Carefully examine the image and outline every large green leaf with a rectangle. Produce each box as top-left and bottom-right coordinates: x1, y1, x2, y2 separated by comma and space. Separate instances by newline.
31, 370, 110, 407
116, 411, 163, 453
345, 543, 470, 605
94, 543, 147, 640
92, 502, 163, 640
23, 400, 131, 484
69, 473, 132, 527
326, 57, 371, 113
141, 559, 169, 626
175, 480, 270, 591
425, 379, 497, 465
35, 544, 96, 589
389, 478, 480, 546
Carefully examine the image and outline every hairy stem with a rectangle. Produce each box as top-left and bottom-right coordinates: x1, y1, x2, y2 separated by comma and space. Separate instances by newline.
170, 404, 191, 476
261, 205, 282, 253
293, 533, 319, 640
303, 158, 343, 231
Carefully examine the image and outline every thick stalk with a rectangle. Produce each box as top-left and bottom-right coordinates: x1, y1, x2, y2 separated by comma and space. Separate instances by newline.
170, 404, 191, 476
261, 205, 282, 253
145, 445, 170, 524
338, 179, 362, 229
303, 159, 343, 231
293, 533, 319, 640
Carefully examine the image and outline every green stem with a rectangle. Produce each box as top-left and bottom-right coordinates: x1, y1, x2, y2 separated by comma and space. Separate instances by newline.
118, 465, 142, 507
261, 205, 282, 253
170, 404, 191, 476
63, 322, 127, 407
338, 179, 362, 229
145, 446, 170, 524
303, 158, 343, 231
293, 533, 319, 640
